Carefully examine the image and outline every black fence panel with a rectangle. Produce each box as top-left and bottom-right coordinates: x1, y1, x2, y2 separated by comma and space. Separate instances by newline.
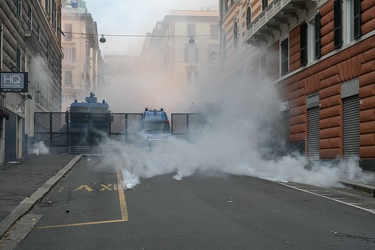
171, 113, 204, 141
34, 112, 67, 151
34, 112, 143, 153
109, 113, 143, 143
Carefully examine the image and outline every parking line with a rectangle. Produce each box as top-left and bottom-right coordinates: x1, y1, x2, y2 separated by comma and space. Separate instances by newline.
117, 171, 128, 221
37, 219, 124, 229
37, 171, 128, 229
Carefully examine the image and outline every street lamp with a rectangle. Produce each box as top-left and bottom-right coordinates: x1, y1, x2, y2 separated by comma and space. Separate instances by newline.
100, 35, 106, 43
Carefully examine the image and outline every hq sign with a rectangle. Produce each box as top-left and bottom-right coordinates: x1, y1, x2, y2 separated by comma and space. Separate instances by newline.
0, 72, 29, 92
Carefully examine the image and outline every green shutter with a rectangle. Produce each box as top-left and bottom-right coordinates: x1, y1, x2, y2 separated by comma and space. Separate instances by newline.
354, 0, 361, 39
16, 48, 21, 71
300, 23, 308, 66
281, 39, 289, 75
334, 0, 343, 49
314, 13, 321, 59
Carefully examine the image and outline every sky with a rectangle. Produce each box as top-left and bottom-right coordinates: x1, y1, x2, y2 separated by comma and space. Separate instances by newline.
85, 0, 219, 55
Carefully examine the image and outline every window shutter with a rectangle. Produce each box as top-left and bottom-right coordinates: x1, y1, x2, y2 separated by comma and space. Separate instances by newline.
246, 7, 251, 27
300, 23, 308, 66
262, 0, 268, 10
334, 0, 343, 49
195, 48, 199, 62
72, 48, 76, 61
314, 13, 321, 59
17, 0, 21, 16
281, 39, 289, 75
16, 48, 21, 71
354, 0, 361, 39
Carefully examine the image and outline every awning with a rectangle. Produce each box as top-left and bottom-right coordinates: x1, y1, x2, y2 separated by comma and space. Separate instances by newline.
0, 108, 10, 120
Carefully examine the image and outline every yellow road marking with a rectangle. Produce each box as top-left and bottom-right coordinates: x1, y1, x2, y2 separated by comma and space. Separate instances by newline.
37, 171, 128, 229
100, 184, 113, 191
117, 171, 128, 221
73, 185, 93, 192
37, 219, 125, 229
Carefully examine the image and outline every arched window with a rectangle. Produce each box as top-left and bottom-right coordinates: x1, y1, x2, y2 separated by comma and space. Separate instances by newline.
234, 22, 238, 49
246, 6, 251, 28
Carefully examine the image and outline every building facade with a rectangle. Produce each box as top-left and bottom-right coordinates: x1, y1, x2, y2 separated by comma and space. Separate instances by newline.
61, 4, 102, 111
103, 54, 136, 86
0, 0, 62, 163
138, 9, 220, 112
220, 0, 375, 169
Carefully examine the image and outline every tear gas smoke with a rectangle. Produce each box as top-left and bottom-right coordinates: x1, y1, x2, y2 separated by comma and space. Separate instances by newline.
32, 141, 50, 155
87, 1, 372, 189
29, 56, 50, 97
97, 75, 373, 190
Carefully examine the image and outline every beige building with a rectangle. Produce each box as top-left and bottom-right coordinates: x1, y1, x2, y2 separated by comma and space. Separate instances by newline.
0, 0, 63, 163
220, 0, 375, 169
138, 9, 220, 112
61, 4, 102, 111
103, 54, 137, 86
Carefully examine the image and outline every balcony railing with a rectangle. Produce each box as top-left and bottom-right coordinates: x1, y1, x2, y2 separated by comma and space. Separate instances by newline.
246, 0, 292, 43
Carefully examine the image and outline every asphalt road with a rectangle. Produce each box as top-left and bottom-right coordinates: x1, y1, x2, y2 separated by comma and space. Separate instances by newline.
4, 156, 375, 250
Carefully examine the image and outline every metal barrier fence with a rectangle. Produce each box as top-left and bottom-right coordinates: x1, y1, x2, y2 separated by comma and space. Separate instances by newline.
34, 112, 143, 153
171, 113, 204, 141
34, 112, 203, 153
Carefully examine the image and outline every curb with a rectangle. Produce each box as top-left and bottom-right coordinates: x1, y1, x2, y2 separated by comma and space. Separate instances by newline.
339, 179, 375, 198
0, 155, 82, 239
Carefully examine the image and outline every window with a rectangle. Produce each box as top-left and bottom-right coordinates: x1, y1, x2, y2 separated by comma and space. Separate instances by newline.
187, 70, 198, 84
0, 25, 2, 70
52, 0, 56, 29
17, 0, 22, 16
246, 6, 251, 28
65, 71, 72, 86
211, 25, 218, 37
306, 14, 319, 63
16, 48, 21, 71
334, 0, 343, 49
260, 53, 267, 81
262, 0, 268, 11
37, 25, 41, 42
223, 0, 229, 14
65, 24, 72, 41
345, 0, 361, 42
223, 34, 227, 60
46, 43, 49, 62
45, 0, 50, 15
353, 0, 361, 39
234, 22, 238, 49
300, 23, 308, 66
63, 47, 76, 61
281, 38, 289, 76
27, 3, 33, 30
314, 13, 321, 59
187, 24, 195, 37
184, 47, 199, 63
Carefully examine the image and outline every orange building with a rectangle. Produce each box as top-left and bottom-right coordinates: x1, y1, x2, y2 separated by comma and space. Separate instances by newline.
220, 0, 375, 170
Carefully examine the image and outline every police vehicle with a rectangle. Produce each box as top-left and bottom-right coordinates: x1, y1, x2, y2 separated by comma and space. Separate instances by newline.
68, 93, 112, 146
143, 108, 171, 142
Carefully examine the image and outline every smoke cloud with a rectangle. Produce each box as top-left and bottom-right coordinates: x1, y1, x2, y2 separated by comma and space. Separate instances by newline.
85, 1, 373, 189
97, 73, 373, 190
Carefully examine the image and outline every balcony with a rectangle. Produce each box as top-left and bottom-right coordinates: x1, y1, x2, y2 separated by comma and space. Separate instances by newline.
246, 0, 317, 46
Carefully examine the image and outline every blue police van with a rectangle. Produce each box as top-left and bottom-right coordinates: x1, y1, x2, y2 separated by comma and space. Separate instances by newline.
143, 108, 171, 142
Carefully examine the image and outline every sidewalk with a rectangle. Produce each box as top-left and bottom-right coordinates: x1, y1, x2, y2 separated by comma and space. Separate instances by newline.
0, 153, 82, 239
0, 153, 374, 240
339, 173, 375, 197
